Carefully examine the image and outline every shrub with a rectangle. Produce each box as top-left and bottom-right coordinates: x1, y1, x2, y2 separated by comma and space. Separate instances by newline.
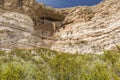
0, 48, 120, 80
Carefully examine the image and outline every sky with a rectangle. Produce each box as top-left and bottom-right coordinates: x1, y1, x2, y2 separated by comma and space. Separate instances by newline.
37, 0, 103, 8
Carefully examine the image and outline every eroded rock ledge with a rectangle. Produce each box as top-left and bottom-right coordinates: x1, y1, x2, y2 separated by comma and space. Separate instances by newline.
0, 0, 65, 22
0, 0, 120, 54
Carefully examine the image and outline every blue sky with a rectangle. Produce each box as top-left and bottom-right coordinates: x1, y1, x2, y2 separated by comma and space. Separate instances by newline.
37, 0, 103, 8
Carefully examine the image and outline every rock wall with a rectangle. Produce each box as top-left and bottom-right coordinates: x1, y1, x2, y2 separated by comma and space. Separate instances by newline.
0, 8, 61, 49
0, 0, 65, 22
0, 0, 120, 54
51, 0, 120, 54
0, 9, 36, 49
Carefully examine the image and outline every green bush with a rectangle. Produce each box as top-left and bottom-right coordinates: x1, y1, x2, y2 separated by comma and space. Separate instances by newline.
0, 48, 120, 80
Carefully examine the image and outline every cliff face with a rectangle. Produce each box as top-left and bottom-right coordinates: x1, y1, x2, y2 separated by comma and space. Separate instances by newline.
52, 0, 120, 54
0, 0, 120, 54
0, 0, 64, 21
0, 0, 64, 49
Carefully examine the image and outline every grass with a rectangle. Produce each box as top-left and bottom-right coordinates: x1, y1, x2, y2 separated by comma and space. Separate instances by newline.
0, 48, 120, 80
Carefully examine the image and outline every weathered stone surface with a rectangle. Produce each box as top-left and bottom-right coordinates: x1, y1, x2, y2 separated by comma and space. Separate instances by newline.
51, 0, 120, 54
0, 0, 65, 22
0, 0, 120, 54
0, 9, 40, 49
0, 7, 61, 49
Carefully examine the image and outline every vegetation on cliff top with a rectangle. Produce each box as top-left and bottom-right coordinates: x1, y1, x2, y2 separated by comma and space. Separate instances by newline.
0, 48, 120, 80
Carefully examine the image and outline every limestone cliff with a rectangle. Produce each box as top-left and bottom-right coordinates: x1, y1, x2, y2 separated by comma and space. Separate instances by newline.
0, 0, 120, 54
0, 0, 64, 21
52, 0, 120, 54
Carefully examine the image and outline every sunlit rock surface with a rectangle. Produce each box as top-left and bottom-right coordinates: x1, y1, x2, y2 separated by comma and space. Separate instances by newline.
0, 0, 120, 54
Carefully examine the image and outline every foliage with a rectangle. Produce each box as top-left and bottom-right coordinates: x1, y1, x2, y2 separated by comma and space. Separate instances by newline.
0, 48, 120, 80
